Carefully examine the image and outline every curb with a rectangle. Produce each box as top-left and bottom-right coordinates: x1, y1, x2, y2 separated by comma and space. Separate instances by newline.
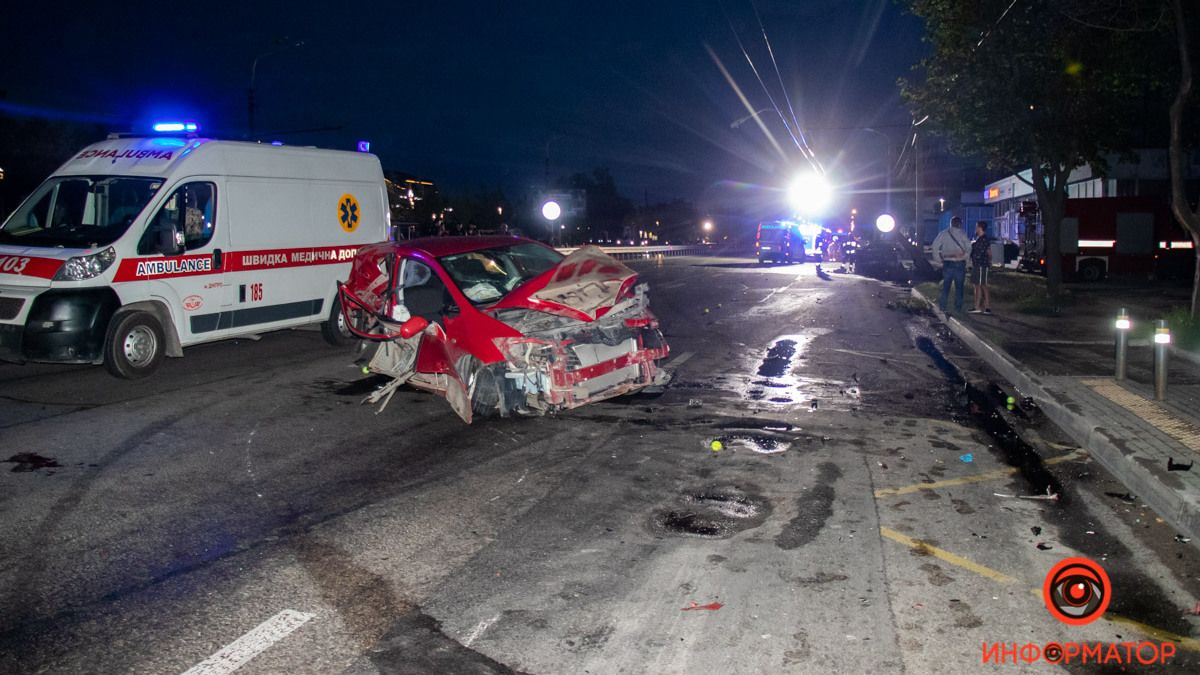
910, 288, 1200, 548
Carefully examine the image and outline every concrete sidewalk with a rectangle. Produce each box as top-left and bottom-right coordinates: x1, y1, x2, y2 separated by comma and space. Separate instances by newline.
913, 284, 1200, 547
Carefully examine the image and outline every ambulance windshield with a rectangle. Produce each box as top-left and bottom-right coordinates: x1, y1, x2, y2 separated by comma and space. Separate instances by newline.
0, 175, 162, 248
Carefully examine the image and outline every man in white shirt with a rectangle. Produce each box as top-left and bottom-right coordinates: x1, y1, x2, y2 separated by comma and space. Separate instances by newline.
931, 216, 970, 314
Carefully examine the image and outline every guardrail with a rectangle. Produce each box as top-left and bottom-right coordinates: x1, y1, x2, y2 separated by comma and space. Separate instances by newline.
555, 244, 728, 260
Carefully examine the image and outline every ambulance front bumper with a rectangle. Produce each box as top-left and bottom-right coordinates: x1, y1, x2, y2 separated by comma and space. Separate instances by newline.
0, 288, 120, 364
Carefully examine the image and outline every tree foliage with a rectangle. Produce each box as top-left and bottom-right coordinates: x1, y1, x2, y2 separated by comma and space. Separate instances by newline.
901, 0, 1163, 298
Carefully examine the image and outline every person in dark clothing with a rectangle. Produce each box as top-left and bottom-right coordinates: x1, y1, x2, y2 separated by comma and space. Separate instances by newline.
969, 221, 992, 314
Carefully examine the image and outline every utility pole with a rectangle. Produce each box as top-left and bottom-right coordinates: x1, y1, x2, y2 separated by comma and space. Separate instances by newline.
913, 115, 929, 236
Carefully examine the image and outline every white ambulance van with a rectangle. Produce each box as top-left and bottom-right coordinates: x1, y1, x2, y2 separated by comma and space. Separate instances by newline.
0, 131, 388, 378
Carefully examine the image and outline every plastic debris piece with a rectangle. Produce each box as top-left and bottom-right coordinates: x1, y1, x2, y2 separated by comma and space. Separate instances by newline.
1168, 457, 1194, 472
681, 601, 723, 611
959, 453, 973, 463
994, 491, 1060, 501
1175, 535, 1192, 544
688, 399, 703, 408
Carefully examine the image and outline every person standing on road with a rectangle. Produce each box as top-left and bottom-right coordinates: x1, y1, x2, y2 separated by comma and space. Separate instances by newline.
969, 221, 993, 315
931, 216, 970, 314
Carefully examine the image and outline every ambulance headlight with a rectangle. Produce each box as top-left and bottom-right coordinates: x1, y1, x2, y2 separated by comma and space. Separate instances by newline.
54, 247, 117, 281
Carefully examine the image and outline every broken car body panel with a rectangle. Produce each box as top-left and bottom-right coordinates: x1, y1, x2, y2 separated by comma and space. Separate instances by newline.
339, 237, 669, 423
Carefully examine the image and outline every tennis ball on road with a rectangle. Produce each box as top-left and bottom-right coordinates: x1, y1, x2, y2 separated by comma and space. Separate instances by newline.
362, 366, 370, 375
710, 440, 723, 452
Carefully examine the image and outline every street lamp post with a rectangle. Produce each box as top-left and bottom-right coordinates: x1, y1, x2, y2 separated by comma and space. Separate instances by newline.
912, 115, 929, 236
859, 127, 892, 215
248, 40, 304, 138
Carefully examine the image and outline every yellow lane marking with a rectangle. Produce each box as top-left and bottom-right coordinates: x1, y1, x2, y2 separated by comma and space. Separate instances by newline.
873, 450, 1087, 498
880, 527, 1019, 585
879, 526, 1200, 651
1081, 378, 1200, 454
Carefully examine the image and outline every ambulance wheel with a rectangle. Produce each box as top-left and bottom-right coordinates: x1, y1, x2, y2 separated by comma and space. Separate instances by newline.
321, 296, 357, 347
104, 312, 165, 379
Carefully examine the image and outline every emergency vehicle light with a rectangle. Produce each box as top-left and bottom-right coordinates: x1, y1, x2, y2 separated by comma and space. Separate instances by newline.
153, 121, 198, 133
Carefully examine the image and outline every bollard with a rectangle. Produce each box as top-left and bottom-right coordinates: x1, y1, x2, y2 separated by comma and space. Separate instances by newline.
1154, 319, 1171, 401
1114, 308, 1131, 380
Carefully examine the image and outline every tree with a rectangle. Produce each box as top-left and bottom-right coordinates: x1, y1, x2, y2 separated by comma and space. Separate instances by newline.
1168, 0, 1200, 317
0, 114, 107, 217
901, 0, 1156, 301
566, 168, 632, 240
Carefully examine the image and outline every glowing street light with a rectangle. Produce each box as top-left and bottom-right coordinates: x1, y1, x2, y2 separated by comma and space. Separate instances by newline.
875, 213, 896, 233
787, 173, 832, 216
702, 220, 714, 232
541, 200, 562, 221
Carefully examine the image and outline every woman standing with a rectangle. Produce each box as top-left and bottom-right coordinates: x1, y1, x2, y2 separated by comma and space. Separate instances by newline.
969, 221, 993, 314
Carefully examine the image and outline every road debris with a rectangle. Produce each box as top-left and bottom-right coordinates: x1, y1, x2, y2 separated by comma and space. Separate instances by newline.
1176, 535, 1193, 544
994, 489, 1060, 502
688, 399, 704, 408
1167, 457, 1194, 472
1105, 491, 1136, 503
1031, 526, 1042, 536
681, 601, 724, 611
959, 453, 974, 463
1036, 543, 1053, 551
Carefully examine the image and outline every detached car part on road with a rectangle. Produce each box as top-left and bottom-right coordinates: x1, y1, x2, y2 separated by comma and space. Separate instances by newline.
338, 236, 670, 423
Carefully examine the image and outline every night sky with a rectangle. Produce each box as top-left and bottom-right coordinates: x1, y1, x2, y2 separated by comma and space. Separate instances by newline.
1, 1, 925, 216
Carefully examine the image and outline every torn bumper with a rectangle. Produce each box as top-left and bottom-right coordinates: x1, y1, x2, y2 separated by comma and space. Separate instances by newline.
494, 321, 668, 412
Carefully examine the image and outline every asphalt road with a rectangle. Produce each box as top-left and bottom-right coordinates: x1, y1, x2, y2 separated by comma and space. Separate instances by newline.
2, 256, 1200, 673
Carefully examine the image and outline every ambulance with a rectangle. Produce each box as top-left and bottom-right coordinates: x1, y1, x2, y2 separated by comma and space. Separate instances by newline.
0, 127, 388, 378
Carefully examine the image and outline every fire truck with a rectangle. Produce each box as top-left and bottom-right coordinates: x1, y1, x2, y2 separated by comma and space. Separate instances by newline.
1017, 196, 1192, 281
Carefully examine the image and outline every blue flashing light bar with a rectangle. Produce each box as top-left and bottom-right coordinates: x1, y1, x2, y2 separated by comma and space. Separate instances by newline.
357, 140, 370, 153
153, 121, 198, 133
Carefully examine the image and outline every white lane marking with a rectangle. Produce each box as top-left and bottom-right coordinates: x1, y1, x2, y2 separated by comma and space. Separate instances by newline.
181, 610, 314, 675
463, 613, 501, 648
664, 351, 694, 368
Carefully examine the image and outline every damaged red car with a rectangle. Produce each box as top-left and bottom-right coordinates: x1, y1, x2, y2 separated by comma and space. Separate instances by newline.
337, 236, 670, 423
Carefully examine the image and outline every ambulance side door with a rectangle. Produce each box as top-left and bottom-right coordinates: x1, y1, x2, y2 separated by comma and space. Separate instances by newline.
136, 179, 229, 342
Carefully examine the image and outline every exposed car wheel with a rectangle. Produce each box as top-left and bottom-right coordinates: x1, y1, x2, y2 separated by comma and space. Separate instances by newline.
321, 295, 358, 347
459, 356, 510, 418
104, 311, 165, 379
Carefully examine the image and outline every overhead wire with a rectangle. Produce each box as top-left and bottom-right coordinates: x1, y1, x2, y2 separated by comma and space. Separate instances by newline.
718, 0, 821, 172
749, 0, 815, 159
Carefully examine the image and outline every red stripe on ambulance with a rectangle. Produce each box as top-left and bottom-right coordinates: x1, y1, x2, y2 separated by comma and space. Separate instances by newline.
0, 255, 66, 279
111, 245, 362, 282
229, 245, 360, 272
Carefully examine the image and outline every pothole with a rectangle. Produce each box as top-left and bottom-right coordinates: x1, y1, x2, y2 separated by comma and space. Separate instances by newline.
709, 433, 790, 454
652, 485, 771, 538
